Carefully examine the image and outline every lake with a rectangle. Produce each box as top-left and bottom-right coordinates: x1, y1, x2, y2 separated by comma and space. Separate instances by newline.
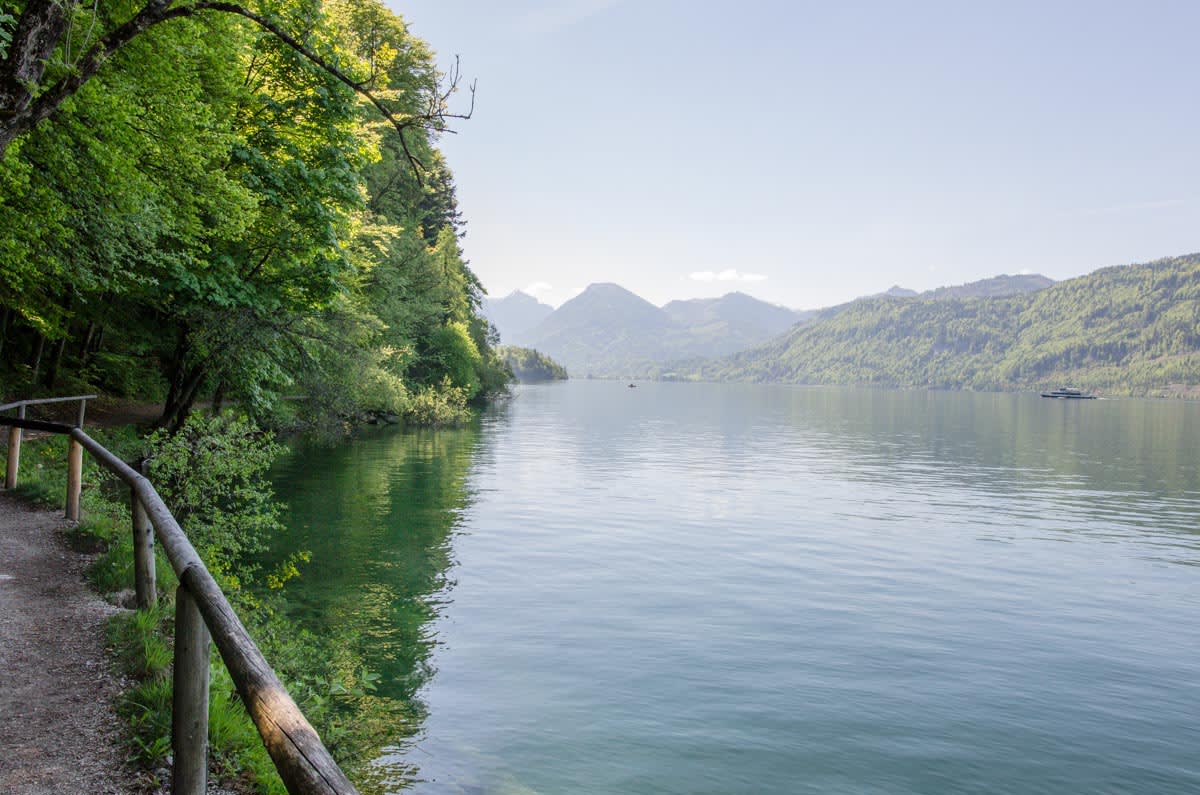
268, 381, 1200, 794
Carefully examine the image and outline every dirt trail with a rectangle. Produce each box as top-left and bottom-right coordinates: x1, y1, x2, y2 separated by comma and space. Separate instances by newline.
0, 493, 129, 794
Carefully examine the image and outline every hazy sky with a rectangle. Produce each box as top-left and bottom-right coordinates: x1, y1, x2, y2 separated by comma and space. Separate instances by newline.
394, 0, 1200, 309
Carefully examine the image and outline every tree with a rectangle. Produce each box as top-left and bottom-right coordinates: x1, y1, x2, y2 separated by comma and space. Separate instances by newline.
0, 0, 472, 160
1, 0, 510, 428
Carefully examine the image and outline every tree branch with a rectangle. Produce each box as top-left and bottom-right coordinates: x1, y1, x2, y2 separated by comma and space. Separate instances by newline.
1, 0, 474, 174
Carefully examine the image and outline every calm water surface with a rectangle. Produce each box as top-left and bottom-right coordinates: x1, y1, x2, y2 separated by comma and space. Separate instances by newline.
269, 382, 1200, 794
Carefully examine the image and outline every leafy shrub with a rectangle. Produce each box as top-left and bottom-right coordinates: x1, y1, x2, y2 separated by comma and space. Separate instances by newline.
403, 378, 470, 426
142, 413, 285, 590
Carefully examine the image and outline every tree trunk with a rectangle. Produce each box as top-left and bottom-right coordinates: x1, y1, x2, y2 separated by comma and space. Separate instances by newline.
78, 321, 97, 366
159, 363, 206, 431
29, 333, 45, 386
45, 334, 68, 388
161, 326, 191, 423
0, 0, 72, 154
170, 372, 206, 432
210, 379, 227, 416
0, 308, 9, 358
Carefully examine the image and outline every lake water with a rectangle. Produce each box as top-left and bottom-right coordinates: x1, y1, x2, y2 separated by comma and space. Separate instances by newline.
268, 382, 1200, 794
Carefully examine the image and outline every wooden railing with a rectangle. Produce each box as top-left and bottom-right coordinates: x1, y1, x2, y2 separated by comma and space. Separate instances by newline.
0, 396, 357, 795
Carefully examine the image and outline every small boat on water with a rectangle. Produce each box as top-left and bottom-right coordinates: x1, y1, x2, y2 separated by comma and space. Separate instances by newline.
1040, 387, 1096, 399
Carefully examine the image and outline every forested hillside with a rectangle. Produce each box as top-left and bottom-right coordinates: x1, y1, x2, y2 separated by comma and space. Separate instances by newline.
682, 255, 1200, 396
498, 346, 568, 382
0, 0, 507, 428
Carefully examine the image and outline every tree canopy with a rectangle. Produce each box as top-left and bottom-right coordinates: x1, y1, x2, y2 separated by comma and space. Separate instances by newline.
0, 0, 508, 427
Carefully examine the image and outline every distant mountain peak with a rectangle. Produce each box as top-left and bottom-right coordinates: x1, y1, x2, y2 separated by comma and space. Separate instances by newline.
924, 273, 1055, 300
481, 290, 555, 343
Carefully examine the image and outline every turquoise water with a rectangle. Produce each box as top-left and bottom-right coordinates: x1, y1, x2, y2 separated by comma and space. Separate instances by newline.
269, 382, 1200, 794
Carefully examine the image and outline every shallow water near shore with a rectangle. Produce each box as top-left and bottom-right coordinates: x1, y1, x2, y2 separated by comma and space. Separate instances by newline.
268, 381, 1200, 794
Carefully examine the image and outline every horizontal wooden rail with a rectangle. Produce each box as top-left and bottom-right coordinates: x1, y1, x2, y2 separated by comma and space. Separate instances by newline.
3, 394, 93, 495
0, 393, 97, 412
0, 411, 357, 795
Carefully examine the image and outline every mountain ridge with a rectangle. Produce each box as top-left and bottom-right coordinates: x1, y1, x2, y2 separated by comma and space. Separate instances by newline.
673, 255, 1200, 396
515, 285, 806, 376
481, 290, 554, 343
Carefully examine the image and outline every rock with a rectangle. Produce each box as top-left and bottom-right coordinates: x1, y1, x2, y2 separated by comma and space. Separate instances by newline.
104, 588, 137, 609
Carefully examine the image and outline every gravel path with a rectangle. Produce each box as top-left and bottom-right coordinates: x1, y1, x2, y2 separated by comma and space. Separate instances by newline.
0, 493, 130, 794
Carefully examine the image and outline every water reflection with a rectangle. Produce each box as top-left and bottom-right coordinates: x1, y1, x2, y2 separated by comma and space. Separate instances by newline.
521, 383, 1200, 557
269, 383, 1200, 794
267, 425, 482, 790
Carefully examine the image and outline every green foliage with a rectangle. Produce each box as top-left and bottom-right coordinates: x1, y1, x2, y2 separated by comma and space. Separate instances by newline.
688, 254, 1200, 396
142, 413, 285, 588
0, 10, 13, 60
0, 0, 507, 428
498, 345, 567, 381
424, 321, 482, 397
404, 377, 470, 426
4, 421, 399, 791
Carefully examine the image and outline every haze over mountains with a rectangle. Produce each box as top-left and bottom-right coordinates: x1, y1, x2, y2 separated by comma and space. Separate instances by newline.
483, 273, 1058, 377
480, 290, 554, 342
483, 284, 806, 376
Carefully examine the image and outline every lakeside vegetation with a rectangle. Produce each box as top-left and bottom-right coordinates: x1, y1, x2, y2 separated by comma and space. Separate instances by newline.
0, 0, 509, 430
498, 346, 568, 382
671, 255, 1200, 396
0, 0, 515, 790
2, 417, 408, 793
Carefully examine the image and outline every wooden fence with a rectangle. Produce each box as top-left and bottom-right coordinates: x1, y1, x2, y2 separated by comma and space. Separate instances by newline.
0, 396, 358, 795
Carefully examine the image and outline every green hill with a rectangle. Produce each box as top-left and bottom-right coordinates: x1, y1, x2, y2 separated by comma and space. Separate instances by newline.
498, 347, 568, 382
679, 255, 1200, 397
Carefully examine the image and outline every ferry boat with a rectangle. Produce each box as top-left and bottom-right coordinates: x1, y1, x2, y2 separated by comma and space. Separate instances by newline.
1040, 387, 1096, 399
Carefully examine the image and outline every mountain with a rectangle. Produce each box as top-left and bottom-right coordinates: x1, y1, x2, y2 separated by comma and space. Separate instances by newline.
517, 285, 807, 376
480, 290, 554, 342
924, 273, 1054, 300
661, 292, 809, 355
497, 346, 568, 382
874, 286, 919, 298
679, 255, 1200, 396
516, 283, 677, 375
863, 274, 1053, 302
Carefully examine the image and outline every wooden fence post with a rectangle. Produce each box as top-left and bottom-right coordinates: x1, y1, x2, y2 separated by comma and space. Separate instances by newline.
131, 490, 157, 609
65, 438, 83, 520
5, 405, 23, 489
173, 583, 210, 795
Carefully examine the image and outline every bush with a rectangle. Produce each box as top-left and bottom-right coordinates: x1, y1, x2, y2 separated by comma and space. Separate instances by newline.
142, 413, 285, 590
403, 378, 470, 427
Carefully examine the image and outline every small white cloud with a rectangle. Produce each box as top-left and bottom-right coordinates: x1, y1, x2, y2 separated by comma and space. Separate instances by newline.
569, 286, 585, 297
1017, 268, 1033, 275
689, 269, 767, 282
524, 281, 553, 296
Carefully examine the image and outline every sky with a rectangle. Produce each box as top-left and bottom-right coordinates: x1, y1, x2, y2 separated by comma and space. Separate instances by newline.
392, 0, 1200, 309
